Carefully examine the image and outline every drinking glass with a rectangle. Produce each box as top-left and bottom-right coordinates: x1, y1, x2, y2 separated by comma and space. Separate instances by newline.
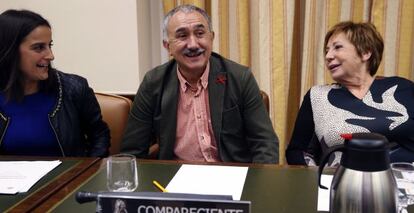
391, 162, 414, 213
107, 154, 138, 192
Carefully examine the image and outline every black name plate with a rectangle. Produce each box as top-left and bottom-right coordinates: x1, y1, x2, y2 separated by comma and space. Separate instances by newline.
95, 192, 250, 213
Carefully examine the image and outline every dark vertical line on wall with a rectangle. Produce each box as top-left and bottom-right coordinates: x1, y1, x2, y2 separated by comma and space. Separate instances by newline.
367, 0, 373, 22
286, 0, 304, 143
205, 0, 212, 18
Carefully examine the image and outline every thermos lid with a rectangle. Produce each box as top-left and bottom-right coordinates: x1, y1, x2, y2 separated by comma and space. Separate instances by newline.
341, 133, 390, 171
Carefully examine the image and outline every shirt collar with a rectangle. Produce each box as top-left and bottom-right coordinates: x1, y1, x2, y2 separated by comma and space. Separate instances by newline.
177, 63, 210, 92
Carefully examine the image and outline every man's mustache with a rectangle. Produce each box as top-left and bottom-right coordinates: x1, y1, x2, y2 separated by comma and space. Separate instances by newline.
182, 48, 205, 56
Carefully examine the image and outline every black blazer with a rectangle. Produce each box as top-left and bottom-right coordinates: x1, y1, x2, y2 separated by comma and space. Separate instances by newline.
122, 53, 279, 163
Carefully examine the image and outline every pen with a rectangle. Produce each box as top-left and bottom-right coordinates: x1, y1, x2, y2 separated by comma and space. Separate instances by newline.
152, 180, 168, 192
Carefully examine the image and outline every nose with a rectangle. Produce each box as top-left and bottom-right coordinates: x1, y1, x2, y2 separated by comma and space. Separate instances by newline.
45, 47, 54, 61
187, 34, 199, 49
325, 49, 334, 63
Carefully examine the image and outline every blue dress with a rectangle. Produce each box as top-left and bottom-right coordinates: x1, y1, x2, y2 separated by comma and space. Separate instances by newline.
0, 92, 60, 156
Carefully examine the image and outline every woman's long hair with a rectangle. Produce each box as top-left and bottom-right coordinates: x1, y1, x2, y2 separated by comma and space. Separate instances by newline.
0, 9, 57, 102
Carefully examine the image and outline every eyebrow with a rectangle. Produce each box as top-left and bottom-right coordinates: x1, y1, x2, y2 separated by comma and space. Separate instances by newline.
326, 41, 340, 47
174, 24, 206, 34
193, 24, 206, 30
29, 40, 53, 47
30, 42, 46, 47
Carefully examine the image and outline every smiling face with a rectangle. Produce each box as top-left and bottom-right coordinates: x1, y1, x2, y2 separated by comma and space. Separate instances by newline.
325, 32, 371, 82
19, 25, 54, 87
163, 11, 214, 75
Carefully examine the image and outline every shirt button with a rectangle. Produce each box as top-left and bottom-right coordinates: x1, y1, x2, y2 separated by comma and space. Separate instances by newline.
201, 136, 204, 140
197, 115, 201, 119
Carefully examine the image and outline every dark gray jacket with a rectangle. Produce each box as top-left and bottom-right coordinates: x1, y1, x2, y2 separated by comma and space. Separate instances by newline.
0, 70, 110, 157
122, 53, 279, 163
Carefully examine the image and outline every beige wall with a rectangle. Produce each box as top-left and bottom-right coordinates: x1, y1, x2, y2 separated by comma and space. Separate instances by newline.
0, 0, 165, 94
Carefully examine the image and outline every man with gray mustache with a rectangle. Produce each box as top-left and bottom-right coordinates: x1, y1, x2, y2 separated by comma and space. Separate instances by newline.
121, 4, 279, 164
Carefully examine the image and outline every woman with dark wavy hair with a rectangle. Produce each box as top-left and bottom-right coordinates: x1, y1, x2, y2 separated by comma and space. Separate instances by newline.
0, 9, 109, 157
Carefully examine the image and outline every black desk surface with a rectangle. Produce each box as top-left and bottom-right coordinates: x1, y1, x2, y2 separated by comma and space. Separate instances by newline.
50, 161, 320, 213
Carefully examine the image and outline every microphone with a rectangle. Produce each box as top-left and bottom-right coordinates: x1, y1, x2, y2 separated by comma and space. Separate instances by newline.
75, 191, 99, 204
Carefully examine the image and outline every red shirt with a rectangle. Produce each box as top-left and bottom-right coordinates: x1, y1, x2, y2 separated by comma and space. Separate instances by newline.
174, 64, 220, 162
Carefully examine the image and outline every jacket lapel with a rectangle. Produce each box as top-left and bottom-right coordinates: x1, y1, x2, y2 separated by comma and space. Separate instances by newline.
208, 57, 226, 145
160, 63, 178, 158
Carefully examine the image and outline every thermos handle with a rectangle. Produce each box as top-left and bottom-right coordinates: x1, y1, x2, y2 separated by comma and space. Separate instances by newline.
318, 145, 344, 189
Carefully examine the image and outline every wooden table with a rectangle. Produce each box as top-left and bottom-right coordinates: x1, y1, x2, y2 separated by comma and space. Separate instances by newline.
0, 157, 100, 213
5, 159, 413, 213
38, 160, 321, 213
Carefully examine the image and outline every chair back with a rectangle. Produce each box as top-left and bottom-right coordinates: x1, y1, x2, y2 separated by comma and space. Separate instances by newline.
95, 93, 132, 155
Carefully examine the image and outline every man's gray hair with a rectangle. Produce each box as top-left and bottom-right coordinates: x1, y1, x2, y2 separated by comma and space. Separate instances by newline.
162, 4, 212, 41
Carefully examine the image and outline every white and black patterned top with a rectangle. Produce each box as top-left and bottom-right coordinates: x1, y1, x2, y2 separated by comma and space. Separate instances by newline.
286, 76, 414, 166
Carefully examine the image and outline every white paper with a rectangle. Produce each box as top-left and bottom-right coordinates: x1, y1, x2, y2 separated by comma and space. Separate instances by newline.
317, 174, 333, 211
166, 164, 248, 200
396, 173, 414, 195
402, 172, 414, 181
0, 160, 62, 194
